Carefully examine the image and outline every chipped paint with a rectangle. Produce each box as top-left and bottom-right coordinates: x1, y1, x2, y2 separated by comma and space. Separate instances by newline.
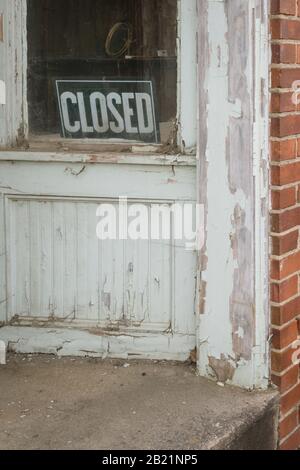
208, 355, 235, 384
0, 161, 197, 359
196, 0, 269, 389
0, 326, 196, 361
0, 0, 28, 147
0, 0, 270, 388
64, 165, 86, 177
0, 13, 3, 42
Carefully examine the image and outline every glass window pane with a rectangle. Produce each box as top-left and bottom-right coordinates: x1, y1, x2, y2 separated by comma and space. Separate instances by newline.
27, 0, 178, 145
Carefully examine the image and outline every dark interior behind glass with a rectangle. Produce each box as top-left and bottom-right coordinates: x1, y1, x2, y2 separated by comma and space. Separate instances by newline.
27, 0, 177, 144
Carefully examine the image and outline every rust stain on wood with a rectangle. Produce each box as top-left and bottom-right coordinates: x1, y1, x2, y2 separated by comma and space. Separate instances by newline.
0, 14, 3, 42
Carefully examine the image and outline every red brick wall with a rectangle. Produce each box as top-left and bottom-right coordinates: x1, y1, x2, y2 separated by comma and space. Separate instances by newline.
271, 0, 300, 451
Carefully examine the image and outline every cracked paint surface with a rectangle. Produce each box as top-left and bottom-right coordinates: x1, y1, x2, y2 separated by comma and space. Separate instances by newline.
197, 0, 269, 389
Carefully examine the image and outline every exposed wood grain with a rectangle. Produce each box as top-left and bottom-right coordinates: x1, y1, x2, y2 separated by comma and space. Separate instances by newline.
0, 13, 3, 42
0, 0, 27, 146
196, 0, 269, 389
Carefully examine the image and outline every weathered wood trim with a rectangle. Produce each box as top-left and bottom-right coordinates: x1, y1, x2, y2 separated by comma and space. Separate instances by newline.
0, 151, 197, 167
0, 326, 196, 361
0, 0, 27, 147
177, 0, 198, 152
196, 0, 270, 389
0, 191, 6, 323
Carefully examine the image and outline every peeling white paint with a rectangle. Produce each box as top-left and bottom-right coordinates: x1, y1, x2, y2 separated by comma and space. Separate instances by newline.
200, 0, 236, 369
0, 80, 5, 105
0, 160, 197, 359
0, 339, 6, 364
197, 0, 269, 390
0, 0, 270, 390
0, 327, 195, 361
235, 327, 245, 340
0, 0, 27, 147
177, 0, 198, 152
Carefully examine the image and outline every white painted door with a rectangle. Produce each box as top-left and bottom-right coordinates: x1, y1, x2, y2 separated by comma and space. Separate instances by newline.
0, 0, 197, 360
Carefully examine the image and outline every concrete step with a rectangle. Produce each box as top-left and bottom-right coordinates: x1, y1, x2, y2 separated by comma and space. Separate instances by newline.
0, 355, 278, 450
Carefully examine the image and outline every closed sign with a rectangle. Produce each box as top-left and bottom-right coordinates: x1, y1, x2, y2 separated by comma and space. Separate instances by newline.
56, 80, 159, 143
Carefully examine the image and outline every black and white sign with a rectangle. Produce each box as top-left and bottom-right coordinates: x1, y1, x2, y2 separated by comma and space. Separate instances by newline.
56, 80, 159, 143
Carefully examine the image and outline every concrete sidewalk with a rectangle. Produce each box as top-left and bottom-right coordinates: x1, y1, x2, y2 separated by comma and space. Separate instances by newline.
0, 355, 278, 450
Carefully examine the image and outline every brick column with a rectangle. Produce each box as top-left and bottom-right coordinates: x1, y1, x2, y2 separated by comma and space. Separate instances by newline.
271, 0, 300, 451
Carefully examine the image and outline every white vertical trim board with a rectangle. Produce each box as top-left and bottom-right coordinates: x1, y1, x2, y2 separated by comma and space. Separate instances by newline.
196, 0, 270, 390
0, 0, 27, 147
